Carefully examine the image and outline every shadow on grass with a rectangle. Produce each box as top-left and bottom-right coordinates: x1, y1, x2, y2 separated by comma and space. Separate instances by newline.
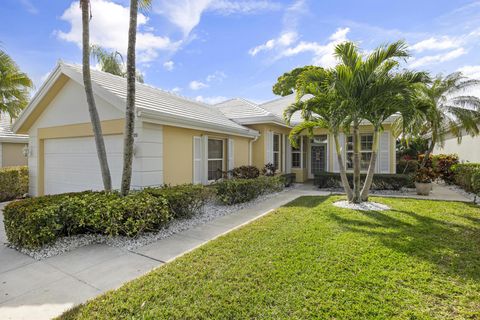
282, 195, 331, 208
328, 204, 480, 282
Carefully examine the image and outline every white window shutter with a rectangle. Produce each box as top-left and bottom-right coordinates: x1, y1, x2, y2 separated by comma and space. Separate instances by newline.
285, 138, 292, 173
265, 131, 273, 164
228, 138, 234, 172
202, 135, 209, 184
378, 131, 390, 173
193, 136, 202, 184
333, 133, 344, 173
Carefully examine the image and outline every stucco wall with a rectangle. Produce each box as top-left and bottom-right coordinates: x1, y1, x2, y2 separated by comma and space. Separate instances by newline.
434, 132, 480, 163
1, 142, 27, 167
162, 125, 252, 185
245, 123, 291, 172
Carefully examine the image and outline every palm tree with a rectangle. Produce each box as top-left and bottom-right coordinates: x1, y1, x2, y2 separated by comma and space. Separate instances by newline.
90, 45, 144, 82
0, 49, 33, 119
276, 41, 424, 203
80, 0, 112, 191
120, 0, 151, 195
405, 73, 480, 168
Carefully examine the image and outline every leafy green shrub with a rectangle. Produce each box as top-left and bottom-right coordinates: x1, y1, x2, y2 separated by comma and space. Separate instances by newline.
232, 166, 260, 179
471, 171, 480, 195
214, 176, 284, 205
261, 163, 277, 176
0, 166, 28, 202
396, 159, 419, 174
452, 163, 480, 193
280, 173, 296, 187
314, 173, 414, 190
3, 190, 171, 249
144, 184, 212, 219
432, 154, 459, 184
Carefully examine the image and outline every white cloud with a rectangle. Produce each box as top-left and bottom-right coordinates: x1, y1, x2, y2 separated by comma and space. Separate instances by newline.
195, 95, 229, 104
206, 71, 227, 82
410, 47, 467, 68
163, 60, 175, 71
56, 0, 179, 63
189, 80, 209, 90
411, 36, 460, 52
19, 0, 38, 14
458, 65, 480, 80
249, 31, 298, 56
170, 87, 182, 93
280, 27, 350, 67
154, 0, 281, 37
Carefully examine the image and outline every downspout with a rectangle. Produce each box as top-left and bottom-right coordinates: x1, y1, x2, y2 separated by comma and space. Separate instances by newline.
249, 135, 259, 166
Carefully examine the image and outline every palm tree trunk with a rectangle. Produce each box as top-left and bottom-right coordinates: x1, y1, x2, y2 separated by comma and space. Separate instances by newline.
333, 133, 353, 201
420, 139, 435, 168
360, 129, 379, 201
352, 123, 361, 203
81, 0, 112, 191
120, 0, 138, 196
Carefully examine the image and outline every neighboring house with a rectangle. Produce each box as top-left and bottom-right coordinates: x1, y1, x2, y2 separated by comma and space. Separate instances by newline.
13, 62, 397, 196
433, 129, 480, 163
0, 113, 28, 168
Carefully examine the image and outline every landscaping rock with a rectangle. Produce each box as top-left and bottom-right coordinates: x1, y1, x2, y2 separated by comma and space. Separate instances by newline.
333, 200, 390, 211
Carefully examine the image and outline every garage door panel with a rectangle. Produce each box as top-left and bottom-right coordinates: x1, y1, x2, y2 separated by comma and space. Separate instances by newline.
44, 135, 123, 195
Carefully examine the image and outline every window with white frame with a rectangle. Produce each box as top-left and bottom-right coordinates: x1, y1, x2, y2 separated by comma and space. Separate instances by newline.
346, 134, 373, 171
208, 139, 224, 181
291, 137, 301, 168
273, 134, 280, 170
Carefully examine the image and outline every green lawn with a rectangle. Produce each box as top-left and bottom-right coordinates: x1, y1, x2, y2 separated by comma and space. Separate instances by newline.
59, 196, 480, 319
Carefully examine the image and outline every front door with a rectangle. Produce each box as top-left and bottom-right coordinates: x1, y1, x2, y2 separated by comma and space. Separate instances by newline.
311, 145, 326, 175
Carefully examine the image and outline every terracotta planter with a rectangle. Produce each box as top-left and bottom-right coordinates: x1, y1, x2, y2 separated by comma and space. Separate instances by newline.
415, 182, 432, 195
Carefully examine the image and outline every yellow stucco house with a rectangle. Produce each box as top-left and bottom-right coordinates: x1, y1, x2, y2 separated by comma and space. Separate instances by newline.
13, 63, 397, 196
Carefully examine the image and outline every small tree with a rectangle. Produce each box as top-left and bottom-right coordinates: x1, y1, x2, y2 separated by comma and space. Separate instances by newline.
0, 49, 33, 118
404, 73, 480, 168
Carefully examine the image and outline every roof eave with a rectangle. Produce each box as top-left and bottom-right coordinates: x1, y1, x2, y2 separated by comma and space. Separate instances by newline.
138, 109, 260, 138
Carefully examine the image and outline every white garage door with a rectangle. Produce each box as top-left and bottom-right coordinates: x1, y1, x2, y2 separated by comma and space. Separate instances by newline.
44, 135, 123, 195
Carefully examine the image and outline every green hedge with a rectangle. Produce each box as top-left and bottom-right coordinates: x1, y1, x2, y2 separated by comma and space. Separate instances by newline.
314, 173, 414, 190
0, 166, 28, 202
214, 176, 285, 205
452, 163, 480, 193
3, 191, 171, 249
144, 184, 213, 219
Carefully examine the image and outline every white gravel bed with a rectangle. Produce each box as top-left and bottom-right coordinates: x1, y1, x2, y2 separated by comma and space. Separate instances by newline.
333, 200, 390, 211
320, 187, 416, 196
6, 188, 294, 261
444, 184, 478, 204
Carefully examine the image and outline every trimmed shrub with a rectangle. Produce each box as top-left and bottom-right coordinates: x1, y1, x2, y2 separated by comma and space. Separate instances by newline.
0, 166, 28, 202
232, 166, 260, 179
452, 163, 480, 193
314, 173, 414, 190
396, 159, 419, 174
214, 176, 284, 205
144, 184, 212, 219
432, 154, 459, 184
3, 190, 171, 249
280, 173, 296, 187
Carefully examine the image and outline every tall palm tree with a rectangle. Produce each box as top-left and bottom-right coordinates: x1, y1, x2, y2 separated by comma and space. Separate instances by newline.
90, 45, 144, 82
406, 73, 480, 168
120, 0, 151, 195
80, 0, 112, 191
0, 49, 33, 119
276, 41, 424, 203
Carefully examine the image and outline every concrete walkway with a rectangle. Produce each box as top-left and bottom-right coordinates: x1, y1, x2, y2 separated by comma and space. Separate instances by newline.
0, 188, 325, 320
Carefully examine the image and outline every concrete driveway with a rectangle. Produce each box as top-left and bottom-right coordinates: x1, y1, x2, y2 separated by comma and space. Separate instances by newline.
0, 188, 324, 320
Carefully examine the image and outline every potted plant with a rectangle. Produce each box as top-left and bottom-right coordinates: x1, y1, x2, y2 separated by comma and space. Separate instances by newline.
414, 167, 436, 195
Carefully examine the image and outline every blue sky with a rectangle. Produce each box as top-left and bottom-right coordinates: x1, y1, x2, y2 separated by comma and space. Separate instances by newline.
2, 0, 480, 103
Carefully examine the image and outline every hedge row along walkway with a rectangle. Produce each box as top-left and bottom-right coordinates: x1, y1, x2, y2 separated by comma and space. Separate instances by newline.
0, 188, 327, 320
